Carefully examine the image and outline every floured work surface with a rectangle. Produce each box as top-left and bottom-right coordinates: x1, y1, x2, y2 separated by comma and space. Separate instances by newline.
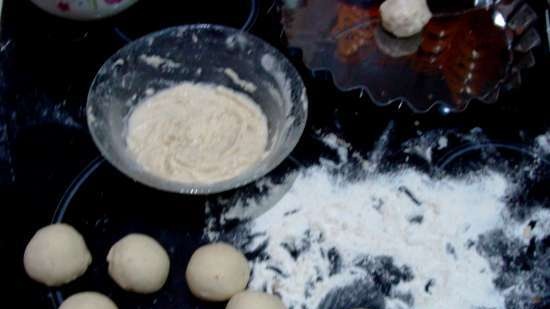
205, 130, 550, 309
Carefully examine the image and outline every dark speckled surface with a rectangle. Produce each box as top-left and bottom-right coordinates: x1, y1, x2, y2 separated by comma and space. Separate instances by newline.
2, 0, 549, 308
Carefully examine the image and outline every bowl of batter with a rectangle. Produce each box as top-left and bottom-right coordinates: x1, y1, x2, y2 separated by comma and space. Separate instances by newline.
86, 24, 308, 194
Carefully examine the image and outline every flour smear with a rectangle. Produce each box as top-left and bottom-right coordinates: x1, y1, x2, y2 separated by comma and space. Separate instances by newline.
205, 131, 550, 309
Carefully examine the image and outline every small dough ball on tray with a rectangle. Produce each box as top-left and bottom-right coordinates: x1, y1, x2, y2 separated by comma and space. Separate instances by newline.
226, 291, 287, 309
107, 233, 170, 294
186, 242, 250, 301
380, 0, 432, 38
59, 292, 118, 309
24, 223, 92, 286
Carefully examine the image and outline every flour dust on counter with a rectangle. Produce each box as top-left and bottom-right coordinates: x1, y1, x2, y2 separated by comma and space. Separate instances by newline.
535, 131, 550, 154
204, 130, 550, 309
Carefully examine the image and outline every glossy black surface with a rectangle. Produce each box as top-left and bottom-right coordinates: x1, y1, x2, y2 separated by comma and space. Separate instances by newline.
2, 0, 549, 308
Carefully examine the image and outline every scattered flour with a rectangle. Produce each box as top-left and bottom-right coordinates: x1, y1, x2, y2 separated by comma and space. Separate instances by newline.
139, 55, 181, 69
401, 131, 445, 164
111, 58, 125, 68
535, 132, 550, 154
205, 131, 550, 309
240, 168, 508, 309
437, 136, 448, 150
224, 68, 257, 93
320, 132, 350, 163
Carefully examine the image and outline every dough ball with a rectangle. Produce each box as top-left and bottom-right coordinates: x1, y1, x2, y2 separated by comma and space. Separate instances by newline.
59, 292, 117, 309
107, 234, 170, 294
24, 223, 92, 286
226, 291, 287, 309
186, 243, 250, 301
380, 0, 432, 38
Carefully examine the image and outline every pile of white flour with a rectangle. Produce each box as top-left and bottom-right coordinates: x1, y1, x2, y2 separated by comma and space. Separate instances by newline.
205, 132, 550, 309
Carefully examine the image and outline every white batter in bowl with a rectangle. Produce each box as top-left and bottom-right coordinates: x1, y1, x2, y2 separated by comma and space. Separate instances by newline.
126, 82, 269, 184
86, 24, 308, 194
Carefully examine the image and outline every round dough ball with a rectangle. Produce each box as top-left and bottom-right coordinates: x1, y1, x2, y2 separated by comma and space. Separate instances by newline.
107, 234, 170, 294
24, 223, 92, 286
59, 292, 118, 309
186, 242, 250, 301
380, 0, 432, 38
226, 291, 287, 309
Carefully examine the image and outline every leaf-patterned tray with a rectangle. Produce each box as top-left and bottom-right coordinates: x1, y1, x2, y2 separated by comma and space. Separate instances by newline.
281, 0, 542, 112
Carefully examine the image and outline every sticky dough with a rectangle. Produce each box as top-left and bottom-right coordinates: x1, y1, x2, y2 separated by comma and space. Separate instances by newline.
127, 82, 268, 184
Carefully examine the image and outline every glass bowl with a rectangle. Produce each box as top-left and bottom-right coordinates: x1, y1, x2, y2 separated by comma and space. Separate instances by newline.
86, 24, 308, 194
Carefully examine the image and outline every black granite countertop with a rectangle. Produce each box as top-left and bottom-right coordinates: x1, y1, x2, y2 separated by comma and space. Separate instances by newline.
2, 0, 549, 308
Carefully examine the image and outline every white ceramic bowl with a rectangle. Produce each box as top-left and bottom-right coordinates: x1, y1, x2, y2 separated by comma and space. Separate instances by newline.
30, 0, 139, 20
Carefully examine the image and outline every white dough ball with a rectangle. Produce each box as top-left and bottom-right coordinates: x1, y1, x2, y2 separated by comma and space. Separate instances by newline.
226, 291, 287, 309
59, 292, 118, 309
107, 234, 170, 294
186, 243, 250, 301
380, 0, 432, 38
24, 223, 92, 286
